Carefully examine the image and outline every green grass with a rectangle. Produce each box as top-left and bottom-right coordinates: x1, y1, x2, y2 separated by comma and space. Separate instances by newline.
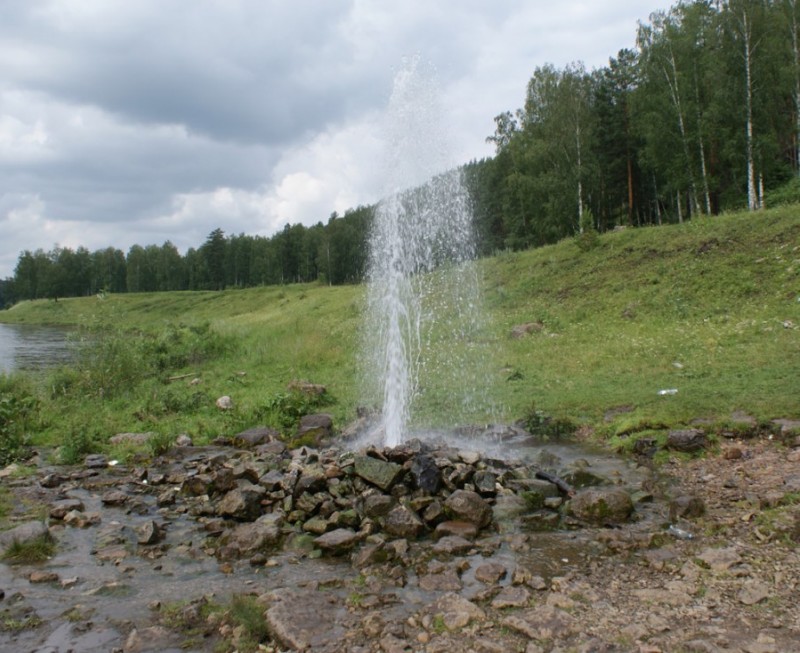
1, 533, 57, 564
0, 207, 798, 452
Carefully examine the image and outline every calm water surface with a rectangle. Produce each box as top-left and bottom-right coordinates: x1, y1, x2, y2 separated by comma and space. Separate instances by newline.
0, 323, 74, 373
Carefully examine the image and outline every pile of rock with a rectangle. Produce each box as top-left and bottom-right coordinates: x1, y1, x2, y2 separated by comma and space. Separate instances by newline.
88, 432, 642, 562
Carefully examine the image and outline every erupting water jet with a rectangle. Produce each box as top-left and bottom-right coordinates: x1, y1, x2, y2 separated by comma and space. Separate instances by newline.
363, 57, 486, 447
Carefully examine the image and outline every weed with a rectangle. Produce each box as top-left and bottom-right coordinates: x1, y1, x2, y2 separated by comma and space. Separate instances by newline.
2, 533, 56, 564
1, 614, 43, 632
58, 427, 101, 465
0, 389, 38, 465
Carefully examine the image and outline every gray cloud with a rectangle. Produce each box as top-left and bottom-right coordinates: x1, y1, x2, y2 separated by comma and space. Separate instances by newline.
0, 0, 658, 277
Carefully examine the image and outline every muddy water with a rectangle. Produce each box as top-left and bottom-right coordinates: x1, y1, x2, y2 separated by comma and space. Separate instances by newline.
0, 439, 661, 652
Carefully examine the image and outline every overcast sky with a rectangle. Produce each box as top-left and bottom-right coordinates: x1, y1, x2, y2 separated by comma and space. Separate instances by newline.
0, 0, 662, 278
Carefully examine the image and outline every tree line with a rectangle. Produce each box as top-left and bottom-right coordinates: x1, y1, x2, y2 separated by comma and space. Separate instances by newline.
3, 0, 799, 306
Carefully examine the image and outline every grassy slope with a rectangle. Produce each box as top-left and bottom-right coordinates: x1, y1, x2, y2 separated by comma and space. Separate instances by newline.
2, 207, 798, 446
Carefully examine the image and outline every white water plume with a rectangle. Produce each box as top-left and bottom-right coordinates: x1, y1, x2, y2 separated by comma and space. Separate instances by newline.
363, 56, 487, 447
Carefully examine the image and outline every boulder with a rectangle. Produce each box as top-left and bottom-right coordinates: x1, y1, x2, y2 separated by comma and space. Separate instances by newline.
666, 429, 707, 452
215, 395, 233, 410
383, 504, 425, 539
354, 455, 405, 491
410, 453, 441, 493
313, 528, 361, 554
234, 426, 279, 448
0, 521, 51, 555
444, 490, 492, 528
216, 481, 266, 521
220, 514, 283, 557
50, 498, 85, 520
569, 487, 634, 524
296, 414, 333, 443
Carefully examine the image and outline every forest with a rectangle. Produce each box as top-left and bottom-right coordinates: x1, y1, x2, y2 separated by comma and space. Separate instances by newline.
3, 0, 800, 306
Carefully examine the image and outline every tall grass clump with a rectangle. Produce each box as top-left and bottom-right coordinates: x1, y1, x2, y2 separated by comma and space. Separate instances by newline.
0, 376, 39, 465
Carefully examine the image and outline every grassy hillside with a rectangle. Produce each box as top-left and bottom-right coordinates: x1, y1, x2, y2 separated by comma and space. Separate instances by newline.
1, 207, 798, 456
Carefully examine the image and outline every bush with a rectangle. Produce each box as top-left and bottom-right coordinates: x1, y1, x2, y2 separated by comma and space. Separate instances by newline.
765, 177, 800, 207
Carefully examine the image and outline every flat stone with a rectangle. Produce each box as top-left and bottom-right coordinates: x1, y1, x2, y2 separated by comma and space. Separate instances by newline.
474, 562, 507, 584
666, 429, 707, 452
100, 490, 128, 506
502, 606, 576, 641
29, 570, 60, 583
426, 592, 485, 630
738, 581, 771, 605
432, 535, 474, 556
314, 528, 361, 554
109, 432, 156, 446
354, 455, 405, 491
491, 586, 531, 609
0, 521, 50, 554
418, 569, 462, 592
84, 454, 108, 469
434, 520, 478, 540
696, 547, 742, 571
264, 589, 346, 651
50, 498, 85, 519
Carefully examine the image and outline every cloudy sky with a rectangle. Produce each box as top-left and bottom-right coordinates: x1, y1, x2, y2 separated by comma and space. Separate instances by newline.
0, 0, 662, 278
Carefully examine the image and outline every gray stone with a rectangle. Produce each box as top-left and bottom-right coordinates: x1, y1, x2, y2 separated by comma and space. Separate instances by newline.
354, 455, 405, 491
294, 465, 327, 496
410, 453, 441, 493
0, 521, 51, 554
696, 547, 742, 571
434, 520, 478, 540
136, 520, 164, 545
473, 470, 497, 495
221, 514, 283, 557
296, 413, 333, 443
84, 454, 108, 468
444, 490, 492, 528
216, 481, 266, 521
666, 428, 707, 452
100, 490, 128, 506
491, 586, 531, 609
669, 494, 706, 520
738, 581, 771, 605
264, 589, 345, 651
475, 562, 507, 584
362, 493, 394, 518
314, 528, 361, 554
432, 535, 473, 556
234, 426, 278, 448
384, 504, 425, 538
215, 395, 233, 410
109, 432, 155, 446
425, 592, 485, 630
569, 487, 634, 524
50, 498, 85, 520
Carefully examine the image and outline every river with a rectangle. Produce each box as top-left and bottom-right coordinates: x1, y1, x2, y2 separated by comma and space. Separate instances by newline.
0, 323, 74, 374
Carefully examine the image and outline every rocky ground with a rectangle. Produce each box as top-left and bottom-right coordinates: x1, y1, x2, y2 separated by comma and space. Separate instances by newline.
1, 421, 799, 653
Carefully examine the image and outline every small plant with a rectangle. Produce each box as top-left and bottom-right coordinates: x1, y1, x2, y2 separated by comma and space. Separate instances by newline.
225, 594, 270, 652
2, 533, 57, 564
256, 388, 333, 434
523, 404, 577, 440
58, 427, 101, 465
